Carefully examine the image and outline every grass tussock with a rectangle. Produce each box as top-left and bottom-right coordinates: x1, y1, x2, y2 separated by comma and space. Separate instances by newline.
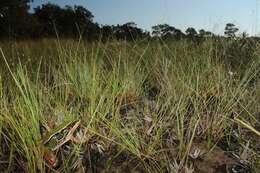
0, 38, 259, 173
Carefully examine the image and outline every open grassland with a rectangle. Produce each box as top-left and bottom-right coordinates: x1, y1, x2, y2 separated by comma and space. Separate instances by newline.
0, 38, 259, 172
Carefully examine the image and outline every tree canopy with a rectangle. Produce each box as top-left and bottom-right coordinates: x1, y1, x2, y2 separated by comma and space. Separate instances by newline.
0, 2, 241, 41
224, 23, 239, 38
0, 0, 32, 38
33, 3, 97, 39
152, 24, 185, 40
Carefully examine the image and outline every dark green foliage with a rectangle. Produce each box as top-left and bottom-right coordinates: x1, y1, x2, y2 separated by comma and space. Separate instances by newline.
152, 24, 185, 40
0, 0, 33, 39
0, 2, 151, 41
33, 4, 98, 39
199, 29, 213, 37
0, 1, 255, 42
185, 27, 198, 37
224, 23, 239, 38
114, 22, 149, 41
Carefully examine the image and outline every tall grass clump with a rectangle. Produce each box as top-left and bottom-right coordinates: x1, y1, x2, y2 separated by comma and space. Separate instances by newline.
0, 38, 259, 172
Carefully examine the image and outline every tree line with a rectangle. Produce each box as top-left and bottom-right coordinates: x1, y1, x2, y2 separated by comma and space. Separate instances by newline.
0, 0, 242, 41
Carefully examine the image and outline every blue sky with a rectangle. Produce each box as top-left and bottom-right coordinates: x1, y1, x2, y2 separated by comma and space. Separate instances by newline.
31, 0, 260, 35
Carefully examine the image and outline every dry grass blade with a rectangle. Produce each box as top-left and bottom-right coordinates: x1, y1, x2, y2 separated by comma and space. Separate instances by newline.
235, 118, 260, 137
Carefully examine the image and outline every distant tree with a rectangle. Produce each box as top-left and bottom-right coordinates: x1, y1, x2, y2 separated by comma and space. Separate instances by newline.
152, 24, 184, 40
0, 1, 217, 41
33, 3, 62, 36
100, 25, 113, 40
73, 5, 99, 40
113, 22, 147, 41
74, 5, 95, 34
172, 28, 185, 40
185, 27, 197, 37
241, 31, 248, 38
151, 24, 162, 37
0, 0, 33, 38
199, 29, 213, 37
224, 23, 239, 38
34, 3, 97, 38
152, 24, 173, 37
205, 31, 214, 37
